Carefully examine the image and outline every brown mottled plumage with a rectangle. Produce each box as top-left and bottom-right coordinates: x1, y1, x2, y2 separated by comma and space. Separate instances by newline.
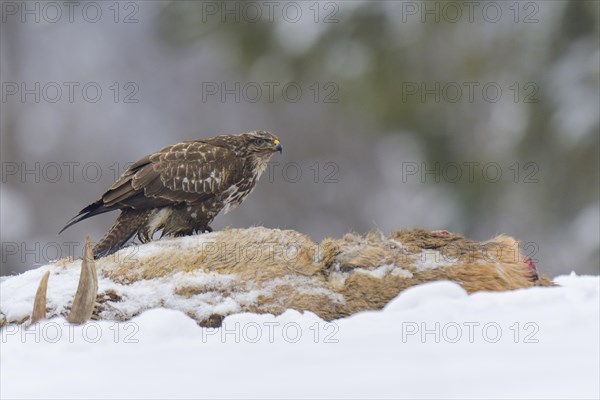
59, 131, 282, 258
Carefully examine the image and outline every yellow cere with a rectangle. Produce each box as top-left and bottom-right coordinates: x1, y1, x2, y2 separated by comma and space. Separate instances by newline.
274, 139, 280, 145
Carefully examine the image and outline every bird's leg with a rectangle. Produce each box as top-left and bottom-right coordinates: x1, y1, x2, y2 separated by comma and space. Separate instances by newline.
93, 210, 148, 259
137, 230, 150, 244
173, 229, 195, 238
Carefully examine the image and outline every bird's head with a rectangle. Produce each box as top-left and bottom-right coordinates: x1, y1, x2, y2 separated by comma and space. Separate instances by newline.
242, 131, 283, 155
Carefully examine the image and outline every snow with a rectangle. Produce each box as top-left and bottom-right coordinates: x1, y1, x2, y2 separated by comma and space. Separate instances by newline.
354, 263, 414, 279
0, 230, 341, 324
411, 249, 458, 270
1, 273, 598, 399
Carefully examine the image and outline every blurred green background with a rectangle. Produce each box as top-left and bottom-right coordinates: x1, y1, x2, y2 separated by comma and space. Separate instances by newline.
1, 1, 598, 276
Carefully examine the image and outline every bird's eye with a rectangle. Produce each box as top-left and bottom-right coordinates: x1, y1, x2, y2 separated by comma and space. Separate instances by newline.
254, 138, 266, 146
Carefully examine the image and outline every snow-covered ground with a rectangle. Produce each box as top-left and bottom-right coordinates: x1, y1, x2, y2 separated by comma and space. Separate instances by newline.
1, 273, 598, 399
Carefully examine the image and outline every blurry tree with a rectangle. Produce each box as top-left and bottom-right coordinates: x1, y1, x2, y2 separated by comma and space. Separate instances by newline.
158, 1, 599, 272
1, 1, 597, 276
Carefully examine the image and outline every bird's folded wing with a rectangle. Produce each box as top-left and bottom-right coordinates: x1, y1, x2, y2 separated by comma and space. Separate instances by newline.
102, 141, 244, 208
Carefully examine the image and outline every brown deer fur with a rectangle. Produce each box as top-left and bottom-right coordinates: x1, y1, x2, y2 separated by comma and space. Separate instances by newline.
3, 227, 554, 327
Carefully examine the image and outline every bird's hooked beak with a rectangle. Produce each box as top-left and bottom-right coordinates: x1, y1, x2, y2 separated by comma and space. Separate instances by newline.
274, 139, 283, 154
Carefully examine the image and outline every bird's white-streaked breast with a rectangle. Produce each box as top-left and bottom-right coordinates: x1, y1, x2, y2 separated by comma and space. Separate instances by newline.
254, 157, 270, 177
146, 207, 172, 236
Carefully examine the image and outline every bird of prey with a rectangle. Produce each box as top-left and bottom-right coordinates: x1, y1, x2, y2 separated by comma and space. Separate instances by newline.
60, 131, 283, 258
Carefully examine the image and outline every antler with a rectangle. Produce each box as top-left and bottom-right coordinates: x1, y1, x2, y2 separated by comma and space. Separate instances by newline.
67, 236, 98, 324
31, 271, 50, 324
